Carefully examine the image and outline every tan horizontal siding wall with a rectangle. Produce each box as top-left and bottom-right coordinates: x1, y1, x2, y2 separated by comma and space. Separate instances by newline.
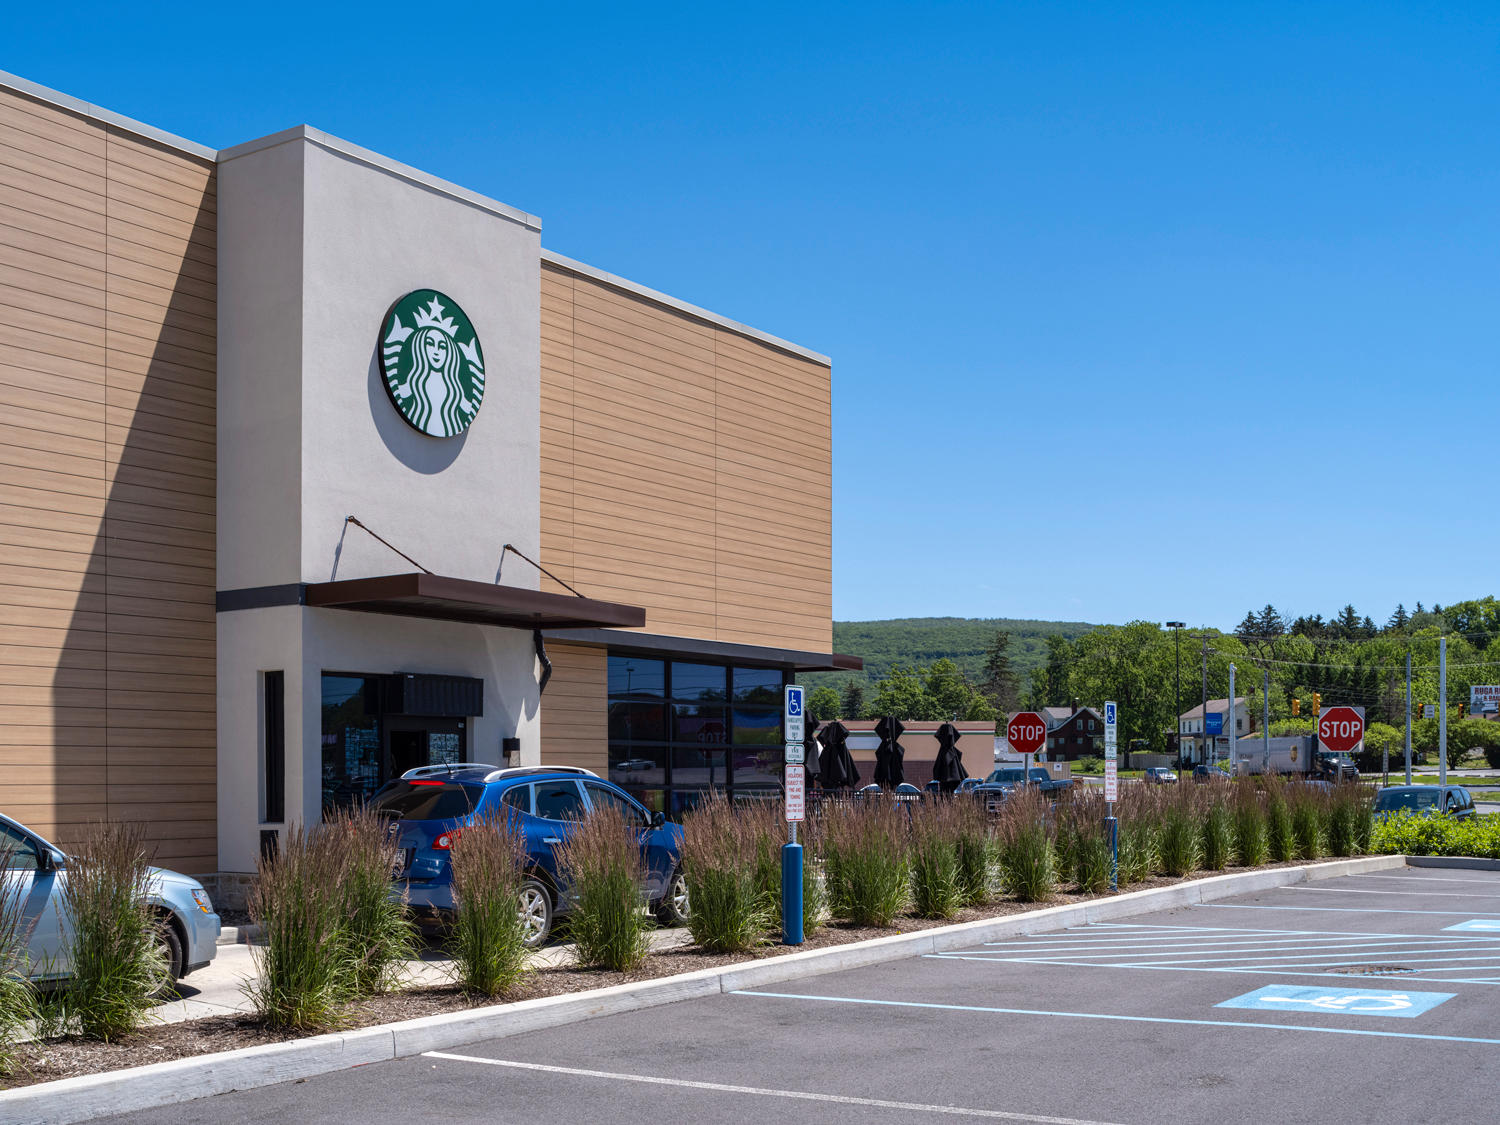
538, 642, 606, 773
0, 86, 216, 873
539, 262, 832, 654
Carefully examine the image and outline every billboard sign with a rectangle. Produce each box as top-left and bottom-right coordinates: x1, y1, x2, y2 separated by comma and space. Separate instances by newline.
1470, 686, 1500, 715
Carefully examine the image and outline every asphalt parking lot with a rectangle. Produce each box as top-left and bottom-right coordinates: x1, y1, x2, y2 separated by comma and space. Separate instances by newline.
101, 865, 1500, 1125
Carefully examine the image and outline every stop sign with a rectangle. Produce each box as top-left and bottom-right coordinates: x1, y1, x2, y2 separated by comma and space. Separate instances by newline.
1318, 706, 1365, 756
1008, 711, 1047, 756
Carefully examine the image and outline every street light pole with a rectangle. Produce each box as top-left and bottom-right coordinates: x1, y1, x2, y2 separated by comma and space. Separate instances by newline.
1167, 622, 1185, 763
1190, 633, 1214, 766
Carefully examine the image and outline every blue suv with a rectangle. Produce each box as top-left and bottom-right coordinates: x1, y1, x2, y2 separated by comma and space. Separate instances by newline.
370, 764, 687, 948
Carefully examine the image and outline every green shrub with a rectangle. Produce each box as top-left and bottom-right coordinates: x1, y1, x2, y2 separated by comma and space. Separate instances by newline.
681, 801, 770, 952
1232, 786, 1269, 868
909, 803, 963, 919
331, 807, 416, 996
63, 822, 167, 1041
1201, 798, 1234, 871
557, 807, 653, 971
1158, 792, 1201, 877
447, 813, 531, 997
247, 825, 353, 1031
0, 843, 37, 1079
823, 803, 910, 926
995, 792, 1056, 903
1371, 810, 1500, 858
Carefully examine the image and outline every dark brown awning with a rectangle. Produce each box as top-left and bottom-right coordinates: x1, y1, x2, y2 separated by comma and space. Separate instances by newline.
303, 573, 646, 631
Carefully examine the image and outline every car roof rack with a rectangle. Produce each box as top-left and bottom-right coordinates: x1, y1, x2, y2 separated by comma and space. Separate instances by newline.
399, 763, 502, 780
480, 765, 600, 783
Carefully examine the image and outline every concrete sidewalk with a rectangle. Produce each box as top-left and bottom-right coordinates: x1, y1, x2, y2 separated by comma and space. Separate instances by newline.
153, 926, 696, 1026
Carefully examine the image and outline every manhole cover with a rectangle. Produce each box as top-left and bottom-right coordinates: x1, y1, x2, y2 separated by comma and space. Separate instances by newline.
1329, 965, 1414, 976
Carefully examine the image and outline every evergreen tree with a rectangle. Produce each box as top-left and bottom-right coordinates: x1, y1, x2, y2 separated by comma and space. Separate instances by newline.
980, 629, 1020, 713
1335, 604, 1362, 639
1360, 615, 1377, 638
1415, 602, 1425, 615
1255, 604, 1285, 635
1235, 611, 1260, 637
1387, 603, 1410, 632
840, 680, 866, 720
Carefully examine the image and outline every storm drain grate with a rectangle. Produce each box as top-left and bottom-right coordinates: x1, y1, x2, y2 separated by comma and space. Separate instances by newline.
1329, 965, 1416, 976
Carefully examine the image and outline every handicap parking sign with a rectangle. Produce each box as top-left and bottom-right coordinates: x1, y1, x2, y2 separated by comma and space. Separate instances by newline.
1444, 919, 1500, 932
1217, 985, 1454, 1019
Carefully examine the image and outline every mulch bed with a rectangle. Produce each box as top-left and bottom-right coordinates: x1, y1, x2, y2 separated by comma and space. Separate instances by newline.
1, 863, 1309, 1090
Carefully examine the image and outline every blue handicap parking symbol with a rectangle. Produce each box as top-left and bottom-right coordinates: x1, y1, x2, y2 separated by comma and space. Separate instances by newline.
1217, 985, 1454, 1019
1443, 919, 1500, 932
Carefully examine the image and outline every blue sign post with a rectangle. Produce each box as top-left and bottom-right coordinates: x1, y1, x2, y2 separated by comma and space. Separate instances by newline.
782, 684, 805, 945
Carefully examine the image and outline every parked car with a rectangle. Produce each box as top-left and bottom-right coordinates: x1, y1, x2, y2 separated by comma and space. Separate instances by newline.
1372, 785, 1477, 821
985, 767, 1073, 796
1144, 767, 1178, 785
0, 812, 220, 988
972, 781, 1016, 812
371, 764, 686, 948
1192, 765, 1233, 783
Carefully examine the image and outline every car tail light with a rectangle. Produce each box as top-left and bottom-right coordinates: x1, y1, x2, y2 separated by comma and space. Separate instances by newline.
409, 780, 444, 787
432, 829, 462, 850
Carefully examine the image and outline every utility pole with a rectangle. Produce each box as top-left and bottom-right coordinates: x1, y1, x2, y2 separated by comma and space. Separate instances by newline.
1439, 635, 1448, 789
1404, 651, 1412, 784
1228, 663, 1237, 775
1263, 667, 1270, 772
1192, 632, 1214, 766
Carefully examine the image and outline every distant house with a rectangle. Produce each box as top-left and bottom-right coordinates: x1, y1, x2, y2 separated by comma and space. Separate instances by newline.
1040, 705, 1104, 761
1179, 697, 1251, 764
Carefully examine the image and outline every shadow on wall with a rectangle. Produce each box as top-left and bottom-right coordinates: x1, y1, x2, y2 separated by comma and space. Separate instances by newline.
365, 349, 466, 475
52, 128, 218, 875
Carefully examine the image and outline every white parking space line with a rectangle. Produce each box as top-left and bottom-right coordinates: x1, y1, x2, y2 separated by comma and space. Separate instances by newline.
932, 921, 1500, 984
1283, 886, 1500, 900
730, 991, 1500, 1046
422, 1052, 1126, 1124
1344, 874, 1500, 886
1197, 903, 1500, 918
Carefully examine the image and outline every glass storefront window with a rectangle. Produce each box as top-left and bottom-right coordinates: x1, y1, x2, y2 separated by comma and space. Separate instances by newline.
606, 658, 787, 820
608, 656, 664, 698
322, 675, 381, 813
670, 663, 728, 702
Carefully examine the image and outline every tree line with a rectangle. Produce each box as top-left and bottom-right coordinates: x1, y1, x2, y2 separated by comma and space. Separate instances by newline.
803, 596, 1500, 754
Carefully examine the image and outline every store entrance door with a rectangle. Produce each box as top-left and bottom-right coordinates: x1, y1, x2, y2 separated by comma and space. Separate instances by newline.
384, 717, 467, 780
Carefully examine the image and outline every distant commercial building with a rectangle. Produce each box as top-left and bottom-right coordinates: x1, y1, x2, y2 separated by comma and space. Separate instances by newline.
1178, 697, 1250, 764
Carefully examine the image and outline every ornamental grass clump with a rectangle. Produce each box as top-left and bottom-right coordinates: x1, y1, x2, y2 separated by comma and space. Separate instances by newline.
557, 807, 652, 971
1116, 788, 1159, 885
0, 844, 37, 1079
1290, 786, 1325, 860
330, 806, 416, 996
741, 800, 824, 937
952, 797, 994, 905
1200, 792, 1235, 872
681, 800, 770, 953
1231, 783, 1269, 868
823, 801, 910, 926
62, 821, 167, 1041
1157, 787, 1201, 877
247, 824, 353, 1031
447, 813, 530, 997
995, 790, 1056, 903
1324, 784, 1373, 858
1264, 775, 1296, 862
1063, 792, 1113, 894
909, 802, 963, 919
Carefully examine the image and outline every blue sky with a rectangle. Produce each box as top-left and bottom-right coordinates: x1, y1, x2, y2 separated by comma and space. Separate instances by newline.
10, 2, 1496, 631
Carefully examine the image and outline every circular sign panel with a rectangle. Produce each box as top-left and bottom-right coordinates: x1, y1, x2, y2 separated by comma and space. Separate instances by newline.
379, 290, 486, 437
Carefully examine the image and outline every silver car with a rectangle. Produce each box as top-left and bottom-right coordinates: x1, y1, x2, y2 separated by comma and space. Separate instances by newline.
0, 812, 220, 985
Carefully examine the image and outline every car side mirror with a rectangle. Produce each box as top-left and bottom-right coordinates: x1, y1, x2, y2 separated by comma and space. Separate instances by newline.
37, 847, 62, 872
651, 811, 665, 828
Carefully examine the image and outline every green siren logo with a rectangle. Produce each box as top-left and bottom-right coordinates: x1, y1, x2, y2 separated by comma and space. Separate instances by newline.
379, 290, 486, 437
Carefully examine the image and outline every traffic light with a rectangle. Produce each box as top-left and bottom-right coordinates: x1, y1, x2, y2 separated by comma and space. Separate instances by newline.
1313, 692, 1321, 713
1292, 698, 1300, 717
1457, 702, 1466, 719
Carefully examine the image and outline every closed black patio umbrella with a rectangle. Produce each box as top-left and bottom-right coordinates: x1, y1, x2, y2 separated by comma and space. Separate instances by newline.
932, 722, 968, 793
874, 716, 906, 789
803, 716, 822, 781
817, 720, 859, 790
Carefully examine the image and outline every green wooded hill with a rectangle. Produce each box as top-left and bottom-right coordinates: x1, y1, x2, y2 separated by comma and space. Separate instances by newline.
806, 616, 1097, 695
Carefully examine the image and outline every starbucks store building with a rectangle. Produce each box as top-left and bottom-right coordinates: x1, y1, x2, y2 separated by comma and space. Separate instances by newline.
0, 71, 850, 900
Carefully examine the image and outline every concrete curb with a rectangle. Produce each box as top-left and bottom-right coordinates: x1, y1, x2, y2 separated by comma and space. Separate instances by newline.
0, 855, 1407, 1125
1405, 855, 1500, 871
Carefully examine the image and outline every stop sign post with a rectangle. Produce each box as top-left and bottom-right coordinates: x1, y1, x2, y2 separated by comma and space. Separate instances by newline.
1008, 711, 1047, 781
1318, 705, 1365, 757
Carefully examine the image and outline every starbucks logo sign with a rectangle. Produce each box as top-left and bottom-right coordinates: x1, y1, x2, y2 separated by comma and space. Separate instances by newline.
379, 290, 486, 437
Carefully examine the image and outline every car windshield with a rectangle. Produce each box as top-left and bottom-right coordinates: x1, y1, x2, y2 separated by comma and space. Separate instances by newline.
1375, 789, 1438, 811
987, 769, 1025, 782
370, 781, 481, 821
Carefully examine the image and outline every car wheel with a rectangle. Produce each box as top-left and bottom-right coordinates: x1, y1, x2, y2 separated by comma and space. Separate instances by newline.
656, 868, 690, 926
518, 878, 554, 949
151, 915, 185, 999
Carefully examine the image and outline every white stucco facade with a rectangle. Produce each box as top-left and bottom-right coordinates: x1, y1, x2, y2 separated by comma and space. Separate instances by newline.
215, 128, 544, 874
